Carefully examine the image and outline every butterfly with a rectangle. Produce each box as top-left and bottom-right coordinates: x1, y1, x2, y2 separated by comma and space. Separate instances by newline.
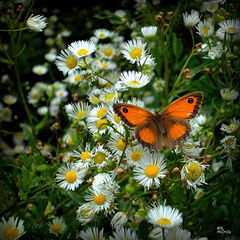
113, 92, 203, 151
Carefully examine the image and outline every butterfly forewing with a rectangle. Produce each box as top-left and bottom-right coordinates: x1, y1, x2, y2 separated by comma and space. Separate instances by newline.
113, 103, 154, 127
161, 92, 203, 120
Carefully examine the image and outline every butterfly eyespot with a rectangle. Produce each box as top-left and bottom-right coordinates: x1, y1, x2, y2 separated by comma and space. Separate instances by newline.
122, 107, 128, 113
188, 98, 194, 104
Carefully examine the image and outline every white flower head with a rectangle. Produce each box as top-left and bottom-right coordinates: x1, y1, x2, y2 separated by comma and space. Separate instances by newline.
220, 88, 239, 101
68, 40, 96, 58
220, 117, 240, 134
73, 143, 93, 168
133, 152, 166, 190
196, 18, 214, 37
220, 135, 237, 152
141, 26, 157, 38
78, 227, 106, 240
3, 95, 17, 105
182, 10, 201, 28
121, 39, 147, 64
147, 201, 183, 229
204, 1, 219, 13
179, 138, 204, 158
109, 228, 138, 240
219, 19, 240, 35
56, 163, 86, 191
181, 159, 207, 189
94, 28, 111, 39
111, 212, 128, 229
0, 216, 25, 240
91, 144, 112, 169
26, 14, 47, 32
32, 64, 48, 75
49, 217, 67, 236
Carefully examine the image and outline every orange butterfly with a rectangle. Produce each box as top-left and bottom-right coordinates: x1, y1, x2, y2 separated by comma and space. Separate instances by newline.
113, 92, 203, 151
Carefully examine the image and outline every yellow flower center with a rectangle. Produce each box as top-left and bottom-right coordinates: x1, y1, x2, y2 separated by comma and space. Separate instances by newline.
74, 75, 82, 82
184, 162, 202, 181
65, 171, 77, 183
52, 224, 62, 233
66, 57, 78, 69
67, 137, 73, 145
97, 108, 107, 118
93, 152, 107, 164
37, 69, 43, 74
131, 151, 142, 161
58, 92, 64, 97
157, 217, 172, 226
121, 16, 126, 22
96, 119, 108, 130
81, 151, 91, 161
114, 114, 121, 124
225, 137, 234, 146
101, 63, 108, 68
77, 110, 86, 119
130, 80, 140, 87
145, 165, 159, 178
32, 94, 38, 100
227, 27, 237, 33
94, 193, 106, 205
104, 49, 113, 57
3, 227, 19, 239
5, 99, 13, 104
99, 33, 106, 39
117, 139, 125, 151
77, 48, 88, 56
105, 93, 115, 102
228, 123, 238, 133
203, 27, 210, 35
93, 97, 99, 104
209, 4, 216, 11
130, 49, 142, 59
44, 210, 51, 215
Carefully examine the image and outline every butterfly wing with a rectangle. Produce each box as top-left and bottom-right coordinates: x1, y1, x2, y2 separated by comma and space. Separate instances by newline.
161, 91, 203, 120
113, 103, 154, 127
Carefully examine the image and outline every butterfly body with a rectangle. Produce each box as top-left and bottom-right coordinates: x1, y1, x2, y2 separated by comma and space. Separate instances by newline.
113, 92, 203, 151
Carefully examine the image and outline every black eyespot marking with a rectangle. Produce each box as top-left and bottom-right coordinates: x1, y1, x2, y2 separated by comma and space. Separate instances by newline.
188, 98, 194, 104
123, 107, 128, 113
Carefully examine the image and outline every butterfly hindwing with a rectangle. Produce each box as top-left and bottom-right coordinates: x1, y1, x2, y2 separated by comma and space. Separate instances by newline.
113, 103, 154, 127
161, 91, 203, 120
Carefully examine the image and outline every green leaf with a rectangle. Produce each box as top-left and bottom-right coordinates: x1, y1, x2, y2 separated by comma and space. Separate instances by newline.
137, 220, 149, 240
35, 111, 49, 135
36, 164, 51, 176
0, 56, 14, 65
67, 191, 84, 206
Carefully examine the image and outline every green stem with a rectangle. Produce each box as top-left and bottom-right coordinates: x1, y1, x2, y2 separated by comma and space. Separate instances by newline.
163, 45, 169, 106
0, 27, 27, 32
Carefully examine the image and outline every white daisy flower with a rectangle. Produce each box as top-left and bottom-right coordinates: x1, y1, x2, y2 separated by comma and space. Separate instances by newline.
99, 87, 118, 105
73, 143, 93, 168
88, 89, 100, 105
178, 138, 204, 158
106, 106, 124, 133
44, 201, 55, 217
215, 28, 231, 41
125, 144, 149, 166
79, 227, 106, 240
220, 135, 237, 153
63, 71, 83, 85
56, 163, 86, 191
68, 40, 96, 58
121, 39, 147, 64
0, 216, 25, 240
3, 95, 17, 105
91, 144, 112, 169
27, 88, 41, 105
87, 116, 109, 134
182, 10, 201, 29
93, 59, 117, 71
204, 1, 218, 13
220, 117, 240, 134
87, 103, 108, 122
77, 203, 95, 225
55, 49, 81, 75
220, 88, 239, 101
147, 202, 183, 229
196, 18, 214, 37
219, 19, 240, 35
49, 217, 67, 236
196, 114, 207, 126
84, 186, 116, 214
109, 227, 138, 240
116, 71, 150, 91
32, 64, 48, 75
61, 151, 76, 163
37, 106, 48, 116
65, 102, 91, 120
92, 173, 120, 195
79, 69, 98, 86
62, 132, 73, 145
138, 55, 156, 69
205, 43, 226, 60
94, 28, 111, 39
211, 159, 224, 172
111, 212, 128, 229
181, 159, 207, 189
114, 10, 127, 22
149, 227, 163, 239
164, 227, 192, 240
26, 14, 47, 32
189, 119, 202, 136
55, 89, 68, 99
133, 152, 167, 190
141, 26, 157, 38
97, 43, 118, 59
